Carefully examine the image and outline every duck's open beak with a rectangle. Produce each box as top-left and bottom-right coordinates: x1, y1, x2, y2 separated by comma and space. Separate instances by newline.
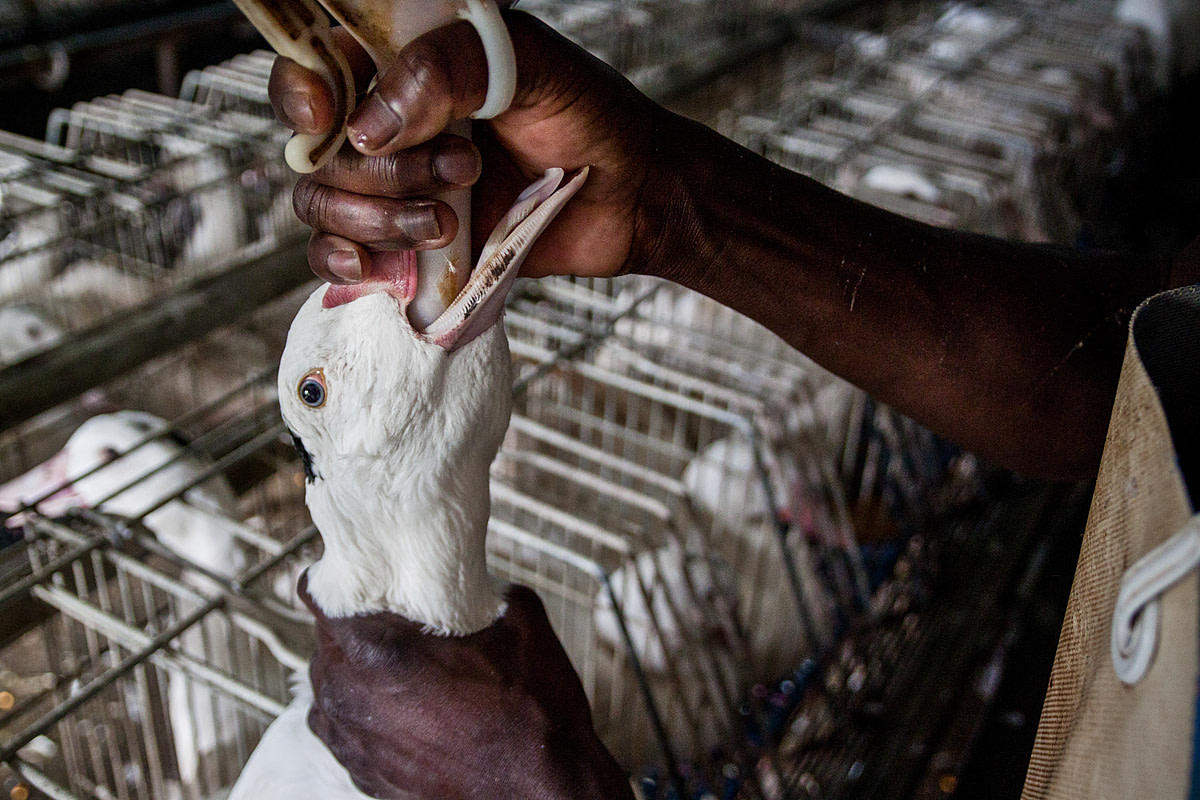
424, 166, 588, 351
323, 166, 588, 351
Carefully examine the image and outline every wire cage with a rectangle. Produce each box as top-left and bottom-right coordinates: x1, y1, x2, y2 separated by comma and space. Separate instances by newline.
0, 136, 125, 321
178, 53, 278, 121
714, 0, 1155, 247
520, 0, 796, 99
0, 1, 1167, 798
0, 53, 300, 372
496, 277, 884, 777
0, 285, 317, 800
45, 90, 297, 275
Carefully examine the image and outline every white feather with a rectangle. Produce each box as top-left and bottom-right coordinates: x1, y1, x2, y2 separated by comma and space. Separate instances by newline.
229, 673, 361, 799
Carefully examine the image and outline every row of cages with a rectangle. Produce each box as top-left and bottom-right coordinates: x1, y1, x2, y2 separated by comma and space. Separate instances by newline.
0, 49, 300, 367
0, 269, 985, 800
0, 0, 1155, 797
708, 0, 1158, 247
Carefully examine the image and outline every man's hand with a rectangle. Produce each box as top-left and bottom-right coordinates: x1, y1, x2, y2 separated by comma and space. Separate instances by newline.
300, 573, 635, 800
268, 11, 674, 285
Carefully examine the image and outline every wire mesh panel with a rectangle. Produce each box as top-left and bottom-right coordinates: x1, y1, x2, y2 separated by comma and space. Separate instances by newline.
494, 277, 871, 781
179, 53, 277, 120
492, 363, 754, 770
0, 289, 317, 800
521, 0, 794, 99
46, 91, 295, 276
0, 57, 297, 356
714, 0, 1155, 246
2, 518, 294, 800
0, 135, 134, 331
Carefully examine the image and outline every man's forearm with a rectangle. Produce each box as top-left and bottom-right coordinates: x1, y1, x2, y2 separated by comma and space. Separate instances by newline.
637, 110, 1172, 480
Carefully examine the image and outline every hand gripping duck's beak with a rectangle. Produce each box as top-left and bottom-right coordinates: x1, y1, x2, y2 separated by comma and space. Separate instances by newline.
230, 0, 516, 176
423, 166, 588, 350
320, 167, 587, 346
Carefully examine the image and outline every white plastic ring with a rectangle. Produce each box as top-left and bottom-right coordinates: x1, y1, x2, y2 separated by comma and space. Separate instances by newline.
1111, 513, 1200, 685
458, 0, 518, 119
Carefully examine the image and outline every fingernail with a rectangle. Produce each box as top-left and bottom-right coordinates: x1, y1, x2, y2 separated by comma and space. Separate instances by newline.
401, 203, 441, 242
327, 249, 363, 282
433, 145, 481, 186
347, 94, 402, 153
281, 90, 316, 131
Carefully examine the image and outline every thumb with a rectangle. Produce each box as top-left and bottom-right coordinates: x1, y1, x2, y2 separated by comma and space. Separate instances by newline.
346, 20, 490, 155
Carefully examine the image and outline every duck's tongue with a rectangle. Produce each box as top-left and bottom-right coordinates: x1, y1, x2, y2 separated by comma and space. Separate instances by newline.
322, 167, 589, 352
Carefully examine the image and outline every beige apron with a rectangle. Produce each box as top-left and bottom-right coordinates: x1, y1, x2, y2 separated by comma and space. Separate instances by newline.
1023, 284, 1200, 800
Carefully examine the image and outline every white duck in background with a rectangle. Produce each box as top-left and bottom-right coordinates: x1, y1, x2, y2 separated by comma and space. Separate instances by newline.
42, 258, 154, 327
0, 303, 63, 364
595, 435, 841, 690
0, 186, 66, 303
683, 436, 839, 665
229, 166, 586, 798
0, 411, 250, 579
0, 410, 253, 799
163, 141, 248, 270
0, 260, 152, 366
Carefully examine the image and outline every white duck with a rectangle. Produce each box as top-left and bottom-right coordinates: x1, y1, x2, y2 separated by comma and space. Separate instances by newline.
596, 435, 841, 689
0, 411, 250, 579
0, 260, 153, 366
0, 183, 66, 303
164, 141, 248, 270
0, 303, 63, 365
229, 166, 586, 797
0, 410, 254, 799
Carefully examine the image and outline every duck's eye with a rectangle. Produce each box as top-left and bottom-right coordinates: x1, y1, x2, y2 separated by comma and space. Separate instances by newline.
298, 370, 326, 408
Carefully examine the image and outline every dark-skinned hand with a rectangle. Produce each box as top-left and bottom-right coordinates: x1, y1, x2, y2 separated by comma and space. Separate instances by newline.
269, 8, 677, 286
299, 572, 635, 800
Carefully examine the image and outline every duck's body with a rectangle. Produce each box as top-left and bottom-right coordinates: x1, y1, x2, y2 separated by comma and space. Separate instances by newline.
0, 411, 249, 575
229, 167, 586, 798
229, 675, 361, 798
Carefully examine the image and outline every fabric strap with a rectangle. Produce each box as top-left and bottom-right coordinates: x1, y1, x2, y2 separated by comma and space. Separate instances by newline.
1022, 284, 1200, 800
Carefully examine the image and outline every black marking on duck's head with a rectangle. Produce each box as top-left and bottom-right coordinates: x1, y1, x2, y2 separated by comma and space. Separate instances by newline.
289, 429, 319, 483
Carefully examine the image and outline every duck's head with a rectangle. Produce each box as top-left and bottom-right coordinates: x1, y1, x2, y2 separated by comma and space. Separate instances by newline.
0, 410, 249, 579
279, 167, 586, 629
0, 304, 63, 365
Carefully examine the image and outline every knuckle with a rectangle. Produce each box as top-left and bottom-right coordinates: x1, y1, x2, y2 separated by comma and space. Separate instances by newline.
291, 179, 324, 226
364, 155, 411, 197
397, 42, 452, 102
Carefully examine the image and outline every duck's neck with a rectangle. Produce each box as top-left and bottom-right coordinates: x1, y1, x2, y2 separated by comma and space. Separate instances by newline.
302, 460, 504, 636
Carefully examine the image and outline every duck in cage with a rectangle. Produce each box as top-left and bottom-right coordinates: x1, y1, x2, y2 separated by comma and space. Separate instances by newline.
0, 0, 1185, 797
